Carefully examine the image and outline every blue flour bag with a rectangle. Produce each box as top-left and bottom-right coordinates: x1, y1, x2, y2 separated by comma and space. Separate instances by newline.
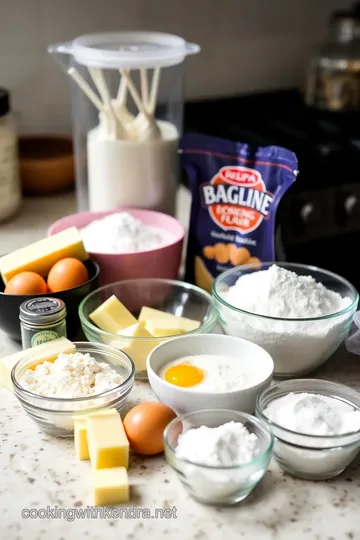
181, 133, 298, 292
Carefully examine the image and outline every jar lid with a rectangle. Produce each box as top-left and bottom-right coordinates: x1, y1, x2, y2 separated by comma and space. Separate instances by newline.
19, 297, 66, 325
49, 31, 200, 69
0, 88, 10, 117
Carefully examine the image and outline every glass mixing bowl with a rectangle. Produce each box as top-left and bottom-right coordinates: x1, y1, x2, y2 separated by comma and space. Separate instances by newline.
213, 262, 358, 377
79, 278, 217, 379
164, 409, 273, 506
256, 379, 360, 480
11, 342, 135, 437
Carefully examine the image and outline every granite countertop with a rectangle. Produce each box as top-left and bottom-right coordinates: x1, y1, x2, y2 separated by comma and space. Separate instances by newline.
1, 190, 360, 540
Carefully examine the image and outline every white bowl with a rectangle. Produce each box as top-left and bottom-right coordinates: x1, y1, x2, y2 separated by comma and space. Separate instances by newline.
147, 334, 274, 415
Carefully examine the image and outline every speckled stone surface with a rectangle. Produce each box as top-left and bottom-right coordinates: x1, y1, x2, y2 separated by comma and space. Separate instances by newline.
1, 191, 360, 539
2, 343, 360, 540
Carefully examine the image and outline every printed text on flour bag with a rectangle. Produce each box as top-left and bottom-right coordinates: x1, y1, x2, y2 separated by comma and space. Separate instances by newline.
201, 166, 275, 234
180, 133, 298, 293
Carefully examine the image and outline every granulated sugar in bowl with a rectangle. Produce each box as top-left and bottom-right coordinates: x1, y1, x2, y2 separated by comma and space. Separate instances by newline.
256, 379, 360, 480
213, 263, 358, 377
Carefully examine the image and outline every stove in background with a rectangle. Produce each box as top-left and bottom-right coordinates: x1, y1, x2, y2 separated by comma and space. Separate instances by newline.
183, 89, 360, 291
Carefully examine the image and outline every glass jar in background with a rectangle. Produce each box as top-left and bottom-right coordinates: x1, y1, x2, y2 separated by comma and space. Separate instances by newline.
48, 32, 200, 216
305, 3, 360, 112
0, 88, 21, 222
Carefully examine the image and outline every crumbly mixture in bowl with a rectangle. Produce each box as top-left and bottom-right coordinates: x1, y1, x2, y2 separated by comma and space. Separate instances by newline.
19, 352, 124, 398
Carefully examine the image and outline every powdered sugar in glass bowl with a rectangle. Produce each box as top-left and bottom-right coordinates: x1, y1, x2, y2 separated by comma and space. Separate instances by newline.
213, 262, 358, 377
256, 379, 360, 480
164, 409, 273, 505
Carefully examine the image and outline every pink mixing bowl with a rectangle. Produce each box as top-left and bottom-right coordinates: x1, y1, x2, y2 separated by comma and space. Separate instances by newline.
47, 209, 185, 285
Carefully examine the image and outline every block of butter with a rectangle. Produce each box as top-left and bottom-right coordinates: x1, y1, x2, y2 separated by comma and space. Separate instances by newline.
0, 227, 89, 284
74, 408, 118, 461
0, 337, 75, 391
144, 319, 185, 337
74, 418, 89, 460
92, 467, 129, 506
87, 411, 129, 469
89, 295, 137, 334
139, 306, 201, 332
115, 322, 158, 371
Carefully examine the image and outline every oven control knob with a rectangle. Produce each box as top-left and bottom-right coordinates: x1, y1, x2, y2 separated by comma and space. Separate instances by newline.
300, 203, 314, 223
344, 195, 357, 214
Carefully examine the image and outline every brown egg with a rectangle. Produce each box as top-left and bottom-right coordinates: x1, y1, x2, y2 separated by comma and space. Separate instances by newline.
47, 257, 89, 292
123, 402, 177, 455
5, 272, 48, 295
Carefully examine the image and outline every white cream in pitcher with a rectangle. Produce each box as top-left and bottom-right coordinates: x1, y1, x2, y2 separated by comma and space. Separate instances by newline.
87, 120, 179, 214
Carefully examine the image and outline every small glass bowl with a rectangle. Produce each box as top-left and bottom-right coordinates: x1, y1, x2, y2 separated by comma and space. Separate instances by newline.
213, 262, 358, 378
79, 278, 217, 380
163, 409, 273, 506
11, 341, 135, 437
256, 379, 360, 480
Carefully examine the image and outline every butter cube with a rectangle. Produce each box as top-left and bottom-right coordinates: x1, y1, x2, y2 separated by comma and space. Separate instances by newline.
0, 227, 88, 284
0, 337, 75, 391
87, 413, 129, 469
89, 295, 137, 334
139, 306, 200, 332
74, 409, 118, 461
114, 322, 158, 371
74, 418, 89, 460
92, 467, 129, 506
144, 319, 185, 337
88, 408, 119, 417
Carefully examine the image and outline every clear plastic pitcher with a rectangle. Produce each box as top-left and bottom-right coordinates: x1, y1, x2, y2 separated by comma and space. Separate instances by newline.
48, 32, 200, 215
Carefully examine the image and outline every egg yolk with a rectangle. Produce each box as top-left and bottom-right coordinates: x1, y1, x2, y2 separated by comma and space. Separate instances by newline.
164, 363, 204, 388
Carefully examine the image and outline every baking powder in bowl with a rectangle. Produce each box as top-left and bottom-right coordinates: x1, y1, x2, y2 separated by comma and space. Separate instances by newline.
265, 393, 360, 436
176, 421, 259, 465
220, 265, 352, 375
175, 421, 261, 502
80, 212, 172, 254
264, 392, 360, 478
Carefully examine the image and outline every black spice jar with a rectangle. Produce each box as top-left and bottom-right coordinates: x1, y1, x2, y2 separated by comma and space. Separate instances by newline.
19, 297, 67, 349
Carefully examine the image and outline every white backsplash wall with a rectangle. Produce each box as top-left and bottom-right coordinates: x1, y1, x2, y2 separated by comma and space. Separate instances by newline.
0, 0, 351, 133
